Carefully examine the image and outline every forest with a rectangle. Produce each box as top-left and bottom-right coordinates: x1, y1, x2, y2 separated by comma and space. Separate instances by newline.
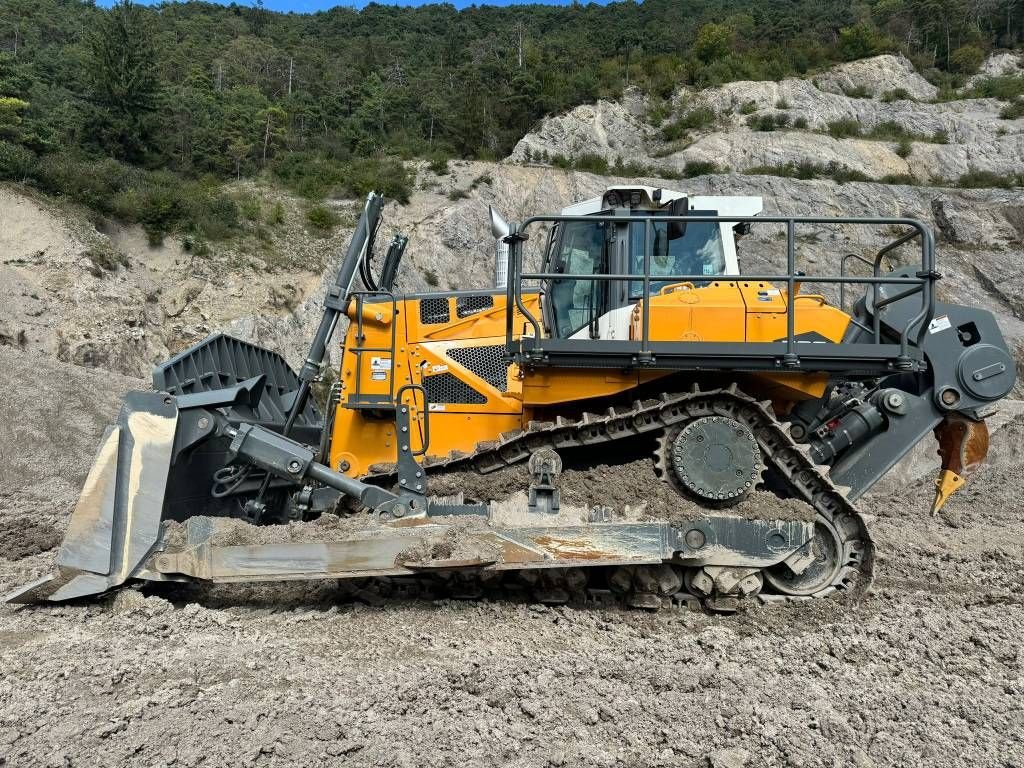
0, 0, 1021, 241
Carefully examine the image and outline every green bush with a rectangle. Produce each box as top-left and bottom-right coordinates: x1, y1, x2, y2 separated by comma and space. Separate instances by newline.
682, 160, 720, 178
0, 140, 35, 180
932, 128, 950, 144
895, 137, 913, 158
746, 112, 790, 131
879, 173, 919, 185
266, 201, 286, 226
427, 153, 450, 175
447, 188, 469, 201
1000, 99, 1024, 120
793, 116, 809, 129
746, 160, 871, 184
775, 97, 791, 109
842, 84, 873, 99
950, 44, 985, 75
661, 107, 716, 141
968, 75, 1024, 100
238, 194, 261, 221
306, 204, 340, 231
569, 153, 611, 174
338, 157, 412, 204
739, 100, 758, 115
826, 118, 862, 138
881, 88, 912, 103
956, 168, 1023, 189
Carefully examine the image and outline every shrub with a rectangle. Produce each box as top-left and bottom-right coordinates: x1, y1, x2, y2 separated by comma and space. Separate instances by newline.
881, 87, 912, 102
999, 99, 1024, 120
307, 204, 340, 231
739, 100, 758, 115
238, 194, 261, 221
826, 118, 862, 138
0, 140, 35, 180
950, 44, 985, 75
682, 160, 720, 178
470, 174, 493, 188
775, 97, 791, 109
447, 188, 469, 201
842, 84, 873, 99
745, 160, 871, 183
867, 120, 912, 140
956, 168, 1022, 189
880, 173, 919, 185
572, 153, 611, 174
661, 107, 716, 140
967, 75, 1024, 100
895, 137, 913, 158
266, 201, 286, 226
423, 268, 439, 288
746, 112, 790, 131
427, 153, 450, 175
931, 128, 950, 144
793, 116, 809, 129
337, 156, 412, 204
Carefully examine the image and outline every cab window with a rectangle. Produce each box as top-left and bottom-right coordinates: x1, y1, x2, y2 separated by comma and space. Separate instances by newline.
548, 220, 607, 338
628, 213, 725, 298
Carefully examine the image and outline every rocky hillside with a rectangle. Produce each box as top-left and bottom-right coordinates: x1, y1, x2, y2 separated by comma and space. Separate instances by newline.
510, 53, 1024, 184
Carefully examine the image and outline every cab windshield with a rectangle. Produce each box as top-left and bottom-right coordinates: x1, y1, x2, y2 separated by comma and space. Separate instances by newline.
545, 212, 729, 338
628, 213, 725, 298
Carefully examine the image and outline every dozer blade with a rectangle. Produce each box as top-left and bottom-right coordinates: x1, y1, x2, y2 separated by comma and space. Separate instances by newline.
6, 392, 178, 603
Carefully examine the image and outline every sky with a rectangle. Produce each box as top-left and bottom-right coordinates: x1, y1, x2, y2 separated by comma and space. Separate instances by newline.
98, 0, 615, 12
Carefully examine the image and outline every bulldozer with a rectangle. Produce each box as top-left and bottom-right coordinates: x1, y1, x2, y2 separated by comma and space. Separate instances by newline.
8, 187, 1016, 610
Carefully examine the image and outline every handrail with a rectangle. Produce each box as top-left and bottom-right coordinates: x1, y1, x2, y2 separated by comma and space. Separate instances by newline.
502, 214, 937, 371
396, 383, 430, 456
348, 289, 399, 407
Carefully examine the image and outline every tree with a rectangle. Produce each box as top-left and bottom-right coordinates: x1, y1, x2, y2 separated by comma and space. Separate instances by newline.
837, 23, 884, 61
260, 105, 287, 164
0, 96, 27, 140
86, 0, 158, 159
692, 23, 733, 64
950, 44, 985, 73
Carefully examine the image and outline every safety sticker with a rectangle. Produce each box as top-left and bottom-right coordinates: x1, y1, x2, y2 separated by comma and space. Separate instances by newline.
430, 364, 448, 373
370, 357, 392, 371
928, 315, 951, 334
428, 403, 446, 412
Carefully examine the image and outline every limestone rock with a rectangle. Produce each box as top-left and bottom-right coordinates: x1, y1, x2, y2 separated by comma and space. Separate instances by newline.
813, 53, 937, 100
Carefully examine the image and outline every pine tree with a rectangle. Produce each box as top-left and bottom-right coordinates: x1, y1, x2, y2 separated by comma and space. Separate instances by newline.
86, 0, 158, 159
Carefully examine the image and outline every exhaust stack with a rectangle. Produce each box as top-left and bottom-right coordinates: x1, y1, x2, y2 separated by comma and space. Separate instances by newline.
489, 205, 510, 289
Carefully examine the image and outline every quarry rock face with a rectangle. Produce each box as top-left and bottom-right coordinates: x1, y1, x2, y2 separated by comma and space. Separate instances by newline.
813, 53, 938, 100
511, 54, 1024, 183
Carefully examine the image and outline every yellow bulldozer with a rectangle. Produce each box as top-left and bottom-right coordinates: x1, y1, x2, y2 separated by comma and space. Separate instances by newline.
9, 187, 1015, 610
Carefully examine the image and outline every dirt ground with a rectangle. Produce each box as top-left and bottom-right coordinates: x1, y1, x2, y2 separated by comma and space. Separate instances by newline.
1, 345, 1023, 767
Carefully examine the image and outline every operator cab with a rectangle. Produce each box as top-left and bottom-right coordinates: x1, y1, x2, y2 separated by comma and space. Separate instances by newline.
542, 186, 762, 340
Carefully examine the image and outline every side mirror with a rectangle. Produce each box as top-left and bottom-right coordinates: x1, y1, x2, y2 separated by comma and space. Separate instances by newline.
667, 196, 688, 240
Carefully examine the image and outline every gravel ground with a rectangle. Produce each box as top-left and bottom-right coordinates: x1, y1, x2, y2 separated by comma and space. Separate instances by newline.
1, 346, 1023, 767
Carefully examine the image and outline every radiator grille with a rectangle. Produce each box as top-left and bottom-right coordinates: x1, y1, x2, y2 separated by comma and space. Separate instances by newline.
456, 294, 494, 318
446, 344, 508, 391
419, 297, 450, 324
423, 372, 487, 405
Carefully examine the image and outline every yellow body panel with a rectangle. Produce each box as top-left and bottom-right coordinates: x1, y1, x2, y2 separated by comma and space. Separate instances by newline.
329, 284, 852, 477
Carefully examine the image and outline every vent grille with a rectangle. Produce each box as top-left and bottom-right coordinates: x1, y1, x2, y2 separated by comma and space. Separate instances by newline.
446, 345, 508, 391
456, 294, 494, 318
423, 372, 487, 405
420, 297, 450, 325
